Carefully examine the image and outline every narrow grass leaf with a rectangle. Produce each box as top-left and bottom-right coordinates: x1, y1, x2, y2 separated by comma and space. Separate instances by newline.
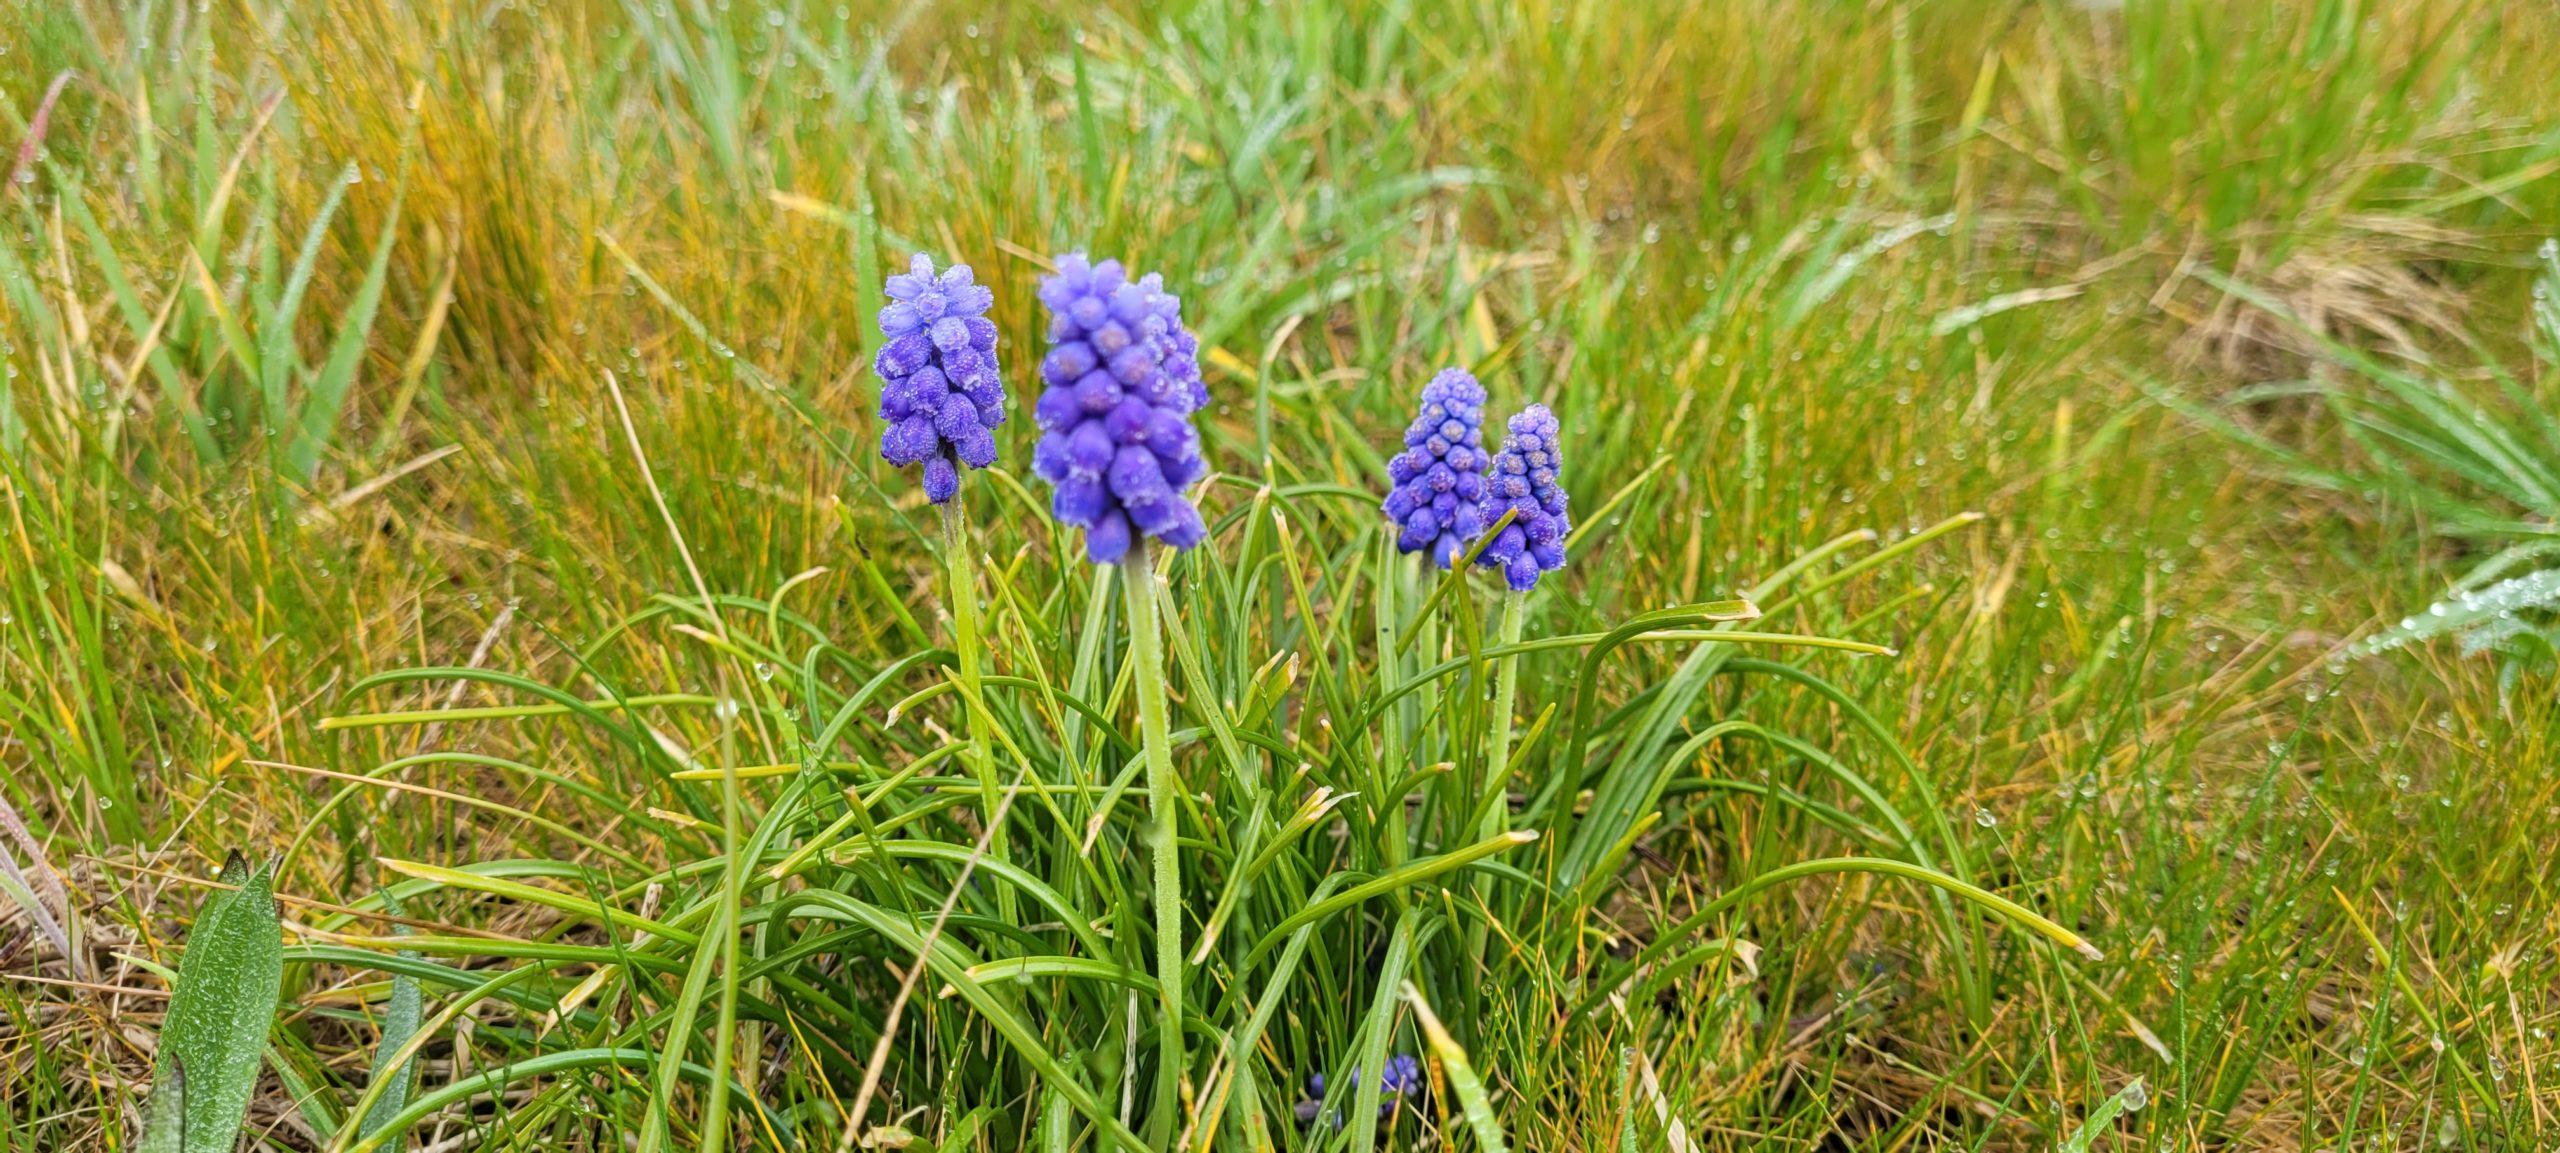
1401, 981, 1506, 1153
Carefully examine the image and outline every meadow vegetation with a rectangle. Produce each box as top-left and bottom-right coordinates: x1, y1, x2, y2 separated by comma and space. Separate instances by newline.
2, 0, 2558, 1149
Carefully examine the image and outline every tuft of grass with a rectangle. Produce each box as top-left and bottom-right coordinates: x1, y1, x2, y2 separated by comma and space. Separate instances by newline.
2174, 249, 2560, 695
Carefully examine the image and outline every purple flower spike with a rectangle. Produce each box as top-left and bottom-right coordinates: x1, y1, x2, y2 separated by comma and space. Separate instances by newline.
875, 253, 1003, 503
1309, 1054, 1423, 1099
1474, 403, 1570, 592
1032, 253, 1210, 564
1382, 368, 1491, 568
1297, 1054, 1425, 1126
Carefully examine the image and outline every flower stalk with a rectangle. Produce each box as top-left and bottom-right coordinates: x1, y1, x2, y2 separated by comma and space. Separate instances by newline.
1465, 590, 1528, 986
1480, 590, 1529, 844
1375, 536, 1410, 867
941, 495, 1006, 880
1122, 538, 1187, 1138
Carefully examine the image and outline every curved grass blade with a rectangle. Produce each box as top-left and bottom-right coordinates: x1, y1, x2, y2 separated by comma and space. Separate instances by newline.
1346, 913, 1421, 1153
342, 1049, 785, 1153
1246, 831, 1535, 965
1574, 855, 2100, 1020
288, 155, 408, 483
374, 859, 693, 944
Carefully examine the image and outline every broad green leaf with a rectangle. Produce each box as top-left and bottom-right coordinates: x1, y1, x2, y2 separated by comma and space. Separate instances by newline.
145, 852, 284, 1153
136, 1059, 184, 1153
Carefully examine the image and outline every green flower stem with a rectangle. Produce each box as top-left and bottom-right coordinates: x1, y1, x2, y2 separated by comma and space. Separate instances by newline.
1414, 564, 1443, 820
1376, 538, 1409, 868
942, 496, 1007, 883
1122, 538, 1186, 1141
1481, 591, 1528, 843
1465, 590, 1528, 996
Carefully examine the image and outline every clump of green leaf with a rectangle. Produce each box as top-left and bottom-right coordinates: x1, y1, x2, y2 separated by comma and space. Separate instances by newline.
304, 495, 2097, 1152
2182, 251, 2560, 695
2344, 241, 2560, 686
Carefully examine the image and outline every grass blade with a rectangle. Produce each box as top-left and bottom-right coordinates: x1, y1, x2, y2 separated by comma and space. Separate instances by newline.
289, 158, 407, 482
1402, 981, 1506, 1153
2057, 1078, 2148, 1153
356, 896, 424, 1151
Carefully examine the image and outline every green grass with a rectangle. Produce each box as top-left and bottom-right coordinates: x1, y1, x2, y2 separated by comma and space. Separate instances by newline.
2, 0, 2558, 1149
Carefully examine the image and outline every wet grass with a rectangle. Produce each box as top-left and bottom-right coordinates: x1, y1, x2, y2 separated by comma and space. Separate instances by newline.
1, 0, 2557, 1149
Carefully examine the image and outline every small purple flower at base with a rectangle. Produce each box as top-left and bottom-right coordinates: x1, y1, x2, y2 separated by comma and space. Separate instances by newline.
1474, 403, 1571, 592
874, 254, 1003, 503
1296, 1055, 1425, 1127
1309, 1054, 1422, 1099
923, 457, 958, 504
1382, 368, 1491, 567
1030, 254, 1210, 564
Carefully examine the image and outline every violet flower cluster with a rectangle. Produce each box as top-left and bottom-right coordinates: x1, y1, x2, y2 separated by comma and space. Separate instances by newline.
1473, 403, 1571, 591
1295, 1055, 1424, 1127
1381, 368, 1491, 568
1310, 1054, 1422, 1100
1031, 254, 1209, 564
874, 254, 1004, 504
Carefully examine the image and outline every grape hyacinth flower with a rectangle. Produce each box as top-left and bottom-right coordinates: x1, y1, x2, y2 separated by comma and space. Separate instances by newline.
876, 253, 1011, 899
1312, 1054, 1423, 1101
1474, 403, 1571, 592
1030, 254, 1210, 564
1295, 1055, 1425, 1127
875, 254, 1004, 504
1031, 254, 1211, 1131
1381, 368, 1491, 567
